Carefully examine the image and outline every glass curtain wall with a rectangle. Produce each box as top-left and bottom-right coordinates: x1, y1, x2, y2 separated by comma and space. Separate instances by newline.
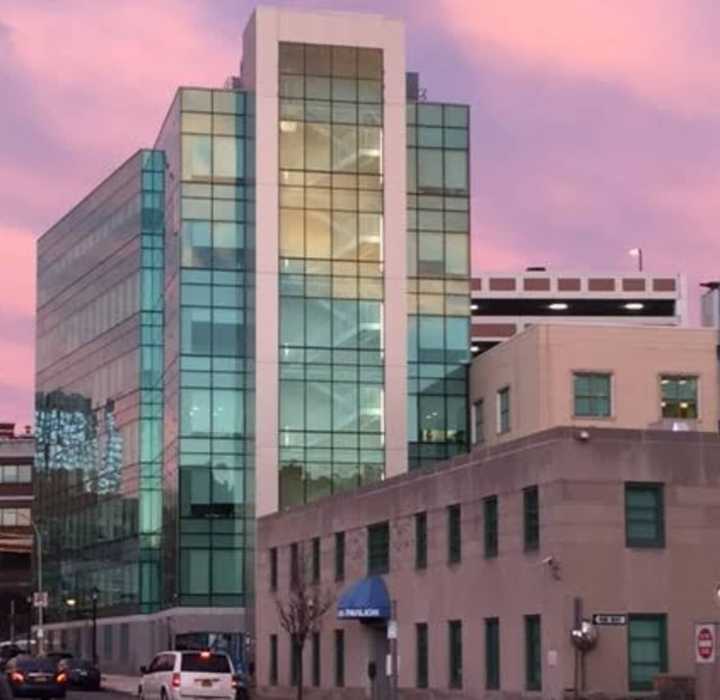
277, 43, 386, 507
172, 88, 250, 606
406, 102, 470, 469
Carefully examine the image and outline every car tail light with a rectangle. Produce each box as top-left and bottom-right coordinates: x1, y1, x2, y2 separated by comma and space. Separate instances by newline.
56, 672, 68, 684
231, 675, 240, 689
200, 651, 211, 659
172, 673, 181, 688
10, 672, 24, 684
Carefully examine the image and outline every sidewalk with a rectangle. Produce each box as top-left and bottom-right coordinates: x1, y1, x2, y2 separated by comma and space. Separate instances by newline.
102, 675, 140, 696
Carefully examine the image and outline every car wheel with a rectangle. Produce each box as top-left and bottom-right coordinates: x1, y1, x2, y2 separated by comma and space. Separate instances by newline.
161, 689, 168, 700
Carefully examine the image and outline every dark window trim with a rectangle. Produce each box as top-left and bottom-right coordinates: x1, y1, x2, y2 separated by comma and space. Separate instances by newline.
367, 521, 390, 575
523, 486, 540, 552
448, 619, 463, 689
269, 634, 278, 686
485, 617, 500, 690
312, 537, 321, 583
627, 613, 668, 691
312, 632, 320, 687
335, 531, 345, 581
416, 622, 428, 689
415, 512, 427, 570
484, 495, 498, 558
334, 629, 345, 688
625, 482, 665, 548
525, 615, 542, 691
269, 547, 278, 591
447, 504, 461, 564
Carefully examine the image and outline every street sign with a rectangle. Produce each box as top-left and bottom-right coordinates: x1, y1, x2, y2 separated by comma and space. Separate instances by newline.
592, 614, 627, 626
33, 592, 48, 609
387, 620, 398, 640
695, 624, 716, 664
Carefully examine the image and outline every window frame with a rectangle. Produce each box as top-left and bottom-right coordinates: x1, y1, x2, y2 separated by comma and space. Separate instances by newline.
484, 495, 498, 558
473, 399, 485, 445
334, 531, 345, 582
312, 631, 321, 687
415, 512, 428, 570
525, 615, 542, 691
496, 386, 511, 434
334, 629, 345, 688
572, 371, 612, 418
312, 537, 321, 583
448, 619, 463, 689
625, 482, 665, 548
269, 634, 278, 686
485, 617, 500, 690
523, 486, 540, 552
367, 521, 390, 575
659, 374, 699, 420
447, 504, 462, 564
269, 547, 278, 591
627, 614, 667, 691
416, 622, 428, 689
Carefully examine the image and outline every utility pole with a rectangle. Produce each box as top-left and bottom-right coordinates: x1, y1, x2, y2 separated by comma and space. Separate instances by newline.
30, 521, 44, 656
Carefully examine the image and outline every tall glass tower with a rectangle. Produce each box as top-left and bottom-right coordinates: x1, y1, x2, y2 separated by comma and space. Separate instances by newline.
34, 6, 469, 673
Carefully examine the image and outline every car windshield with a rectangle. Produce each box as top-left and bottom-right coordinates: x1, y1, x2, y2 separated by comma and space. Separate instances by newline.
180, 654, 231, 673
16, 657, 57, 672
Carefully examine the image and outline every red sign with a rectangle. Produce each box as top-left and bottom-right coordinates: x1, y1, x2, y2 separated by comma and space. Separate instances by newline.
696, 624, 716, 664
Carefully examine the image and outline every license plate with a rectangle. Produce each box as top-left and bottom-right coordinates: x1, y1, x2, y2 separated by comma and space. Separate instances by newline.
201, 680, 212, 687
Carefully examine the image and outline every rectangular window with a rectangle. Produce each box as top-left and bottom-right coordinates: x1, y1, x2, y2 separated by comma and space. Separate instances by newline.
485, 618, 500, 690
367, 521, 390, 575
269, 548, 277, 591
290, 638, 300, 687
290, 542, 299, 588
415, 512, 427, 569
312, 632, 320, 687
335, 630, 345, 688
497, 387, 510, 434
484, 496, 498, 558
661, 375, 698, 419
312, 537, 321, 583
447, 504, 461, 564
525, 615, 542, 691
626, 483, 665, 548
448, 620, 463, 689
416, 623, 428, 689
523, 486, 539, 552
473, 399, 484, 445
335, 532, 345, 581
628, 614, 667, 691
574, 372, 611, 417
269, 634, 278, 686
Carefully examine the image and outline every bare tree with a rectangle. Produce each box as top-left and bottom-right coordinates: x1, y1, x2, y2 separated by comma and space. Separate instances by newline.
276, 547, 334, 700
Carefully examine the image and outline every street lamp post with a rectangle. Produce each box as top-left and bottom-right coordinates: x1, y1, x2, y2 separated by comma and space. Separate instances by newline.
91, 587, 99, 666
30, 521, 44, 656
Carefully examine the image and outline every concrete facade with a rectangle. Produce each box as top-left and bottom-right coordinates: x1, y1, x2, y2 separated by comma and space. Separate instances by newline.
256, 427, 720, 699
470, 324, 719, 448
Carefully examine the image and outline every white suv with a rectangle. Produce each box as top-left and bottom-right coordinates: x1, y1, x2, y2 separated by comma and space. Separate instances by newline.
139, 651, 238, 700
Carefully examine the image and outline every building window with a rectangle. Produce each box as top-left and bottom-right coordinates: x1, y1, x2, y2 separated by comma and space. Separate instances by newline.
367, 521, 390, 575
312, 537, 320, 583
573, 373, 611, 417
484, 495, 498, 558
497, 387, 510, 434
335, 630, 345, 687
290, 638, 300, 687
269, 548, 277, 591
448, 620, 463, 689
335, 532, 345, 581
626, 483, 665, 548
448, 504, 461, 564
0, 465, 32, 483
269, 634, 278, 686
290, 542, 299, 588
628, 614, 667, 691
661, 376, 698, 419
416, 623, 428, 688
473, 399, 484, 445
485, 618, 500, 690
523, 486, 539, 552
312, 632, 320, 687
415, 512, 427, 569
525, 615, 542, 691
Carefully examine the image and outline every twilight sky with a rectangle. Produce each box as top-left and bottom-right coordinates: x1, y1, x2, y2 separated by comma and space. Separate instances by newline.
2, 0, 719, 427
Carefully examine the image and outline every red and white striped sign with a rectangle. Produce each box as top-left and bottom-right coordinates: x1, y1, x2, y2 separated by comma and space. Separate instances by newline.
696, 624, 716, 664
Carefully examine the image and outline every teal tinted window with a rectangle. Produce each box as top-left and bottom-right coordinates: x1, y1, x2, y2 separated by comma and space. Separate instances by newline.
574, 373, 611, 417
626, 483, 664, 548
525, 615, 542, 690
628, 615, 667, 691
661, 375, 698, 418
182, 135, 211, 180
448, 620, 462, 689
367, 521, 390, 575
486, 618, 500, 689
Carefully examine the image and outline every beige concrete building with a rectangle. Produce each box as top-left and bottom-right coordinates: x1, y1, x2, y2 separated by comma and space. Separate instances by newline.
256, 426, 720, 699
470, 324, 719, 448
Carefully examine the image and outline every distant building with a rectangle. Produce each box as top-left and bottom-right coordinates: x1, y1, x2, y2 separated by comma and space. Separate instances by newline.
0, 422, 34, 642
34, 6, 471, 672
470, 324, 718, 448
700, 281, 720, 328
255, 325, 720, 698
471, 270, 687, 354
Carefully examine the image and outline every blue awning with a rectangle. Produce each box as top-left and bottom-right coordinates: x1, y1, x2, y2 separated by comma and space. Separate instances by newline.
337, 577, 391, 620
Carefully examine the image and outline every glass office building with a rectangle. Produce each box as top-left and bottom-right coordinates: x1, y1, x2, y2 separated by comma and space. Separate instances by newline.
34, 7, 470, 672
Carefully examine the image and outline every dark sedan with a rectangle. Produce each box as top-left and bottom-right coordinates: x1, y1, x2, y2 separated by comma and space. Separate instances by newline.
56, 659, 100, 691
5, 656, 67, 698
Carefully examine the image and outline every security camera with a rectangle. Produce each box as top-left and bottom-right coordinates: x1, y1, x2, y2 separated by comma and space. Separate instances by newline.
541, 556, 554, 566
576, 429, 590, 442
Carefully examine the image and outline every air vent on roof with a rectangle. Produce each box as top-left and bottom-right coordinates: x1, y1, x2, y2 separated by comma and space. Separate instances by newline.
526, 266, 547, 272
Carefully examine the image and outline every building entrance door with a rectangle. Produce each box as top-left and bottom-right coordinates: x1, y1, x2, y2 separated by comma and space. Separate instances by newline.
368, 624, 390, 700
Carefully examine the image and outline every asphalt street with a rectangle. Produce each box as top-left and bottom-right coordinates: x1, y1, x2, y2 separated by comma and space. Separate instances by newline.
68, 690, 129, 700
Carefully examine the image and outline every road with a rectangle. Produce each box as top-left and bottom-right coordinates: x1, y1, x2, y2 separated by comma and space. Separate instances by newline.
68, 690, 130, 700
